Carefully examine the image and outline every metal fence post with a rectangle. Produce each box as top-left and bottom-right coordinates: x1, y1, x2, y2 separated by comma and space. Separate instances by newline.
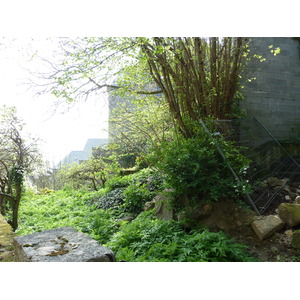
199, 119, 261, 215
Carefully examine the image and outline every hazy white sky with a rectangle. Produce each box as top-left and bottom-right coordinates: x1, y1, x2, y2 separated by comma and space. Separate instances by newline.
0, 39, 109, 165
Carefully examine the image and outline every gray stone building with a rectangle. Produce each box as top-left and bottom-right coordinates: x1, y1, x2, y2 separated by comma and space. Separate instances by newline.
60, 138, 108, 166
241, 37, 300, 142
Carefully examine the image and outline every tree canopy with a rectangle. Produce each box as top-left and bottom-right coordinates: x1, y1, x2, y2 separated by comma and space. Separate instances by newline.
32, 37, 249, 138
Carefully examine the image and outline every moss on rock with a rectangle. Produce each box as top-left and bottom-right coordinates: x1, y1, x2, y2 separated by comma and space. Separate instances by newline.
278, 203, 300, 227
0, 214, 15, 262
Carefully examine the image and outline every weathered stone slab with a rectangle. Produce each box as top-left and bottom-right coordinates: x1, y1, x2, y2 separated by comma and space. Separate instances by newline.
251, 215, 285, 241
13, 227, 115, 262
278, 203, 300, 227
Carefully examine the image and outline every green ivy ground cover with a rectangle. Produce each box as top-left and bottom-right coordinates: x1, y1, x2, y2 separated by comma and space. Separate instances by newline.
16, 188, 256, 262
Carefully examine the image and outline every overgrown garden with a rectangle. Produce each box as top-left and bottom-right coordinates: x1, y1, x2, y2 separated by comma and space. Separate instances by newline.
0, 37, 283, 261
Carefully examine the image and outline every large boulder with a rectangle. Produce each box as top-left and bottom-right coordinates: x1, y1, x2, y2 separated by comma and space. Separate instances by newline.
13, 227, 116, 262
251, 215, 285, 241
278, 203, 300, 227
291, 230, 300, 249
153, 190, 175, 221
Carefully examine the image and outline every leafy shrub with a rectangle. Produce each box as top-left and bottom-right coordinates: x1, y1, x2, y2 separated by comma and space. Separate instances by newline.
94, 187, 126, 210
105, 175, 133, 190
106, 211, 256, 262
133, 168, 165, 193
98, 168, 161, 214
149, 130, 250, 204
122, 184, 153, 214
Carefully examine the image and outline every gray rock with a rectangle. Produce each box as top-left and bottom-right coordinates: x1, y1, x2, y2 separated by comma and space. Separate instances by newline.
154, 190, 174, 221
278, 203, 300, 227
295, 196, 300, 204
288, 192, 298, 201
13, 227, 115, 262
144, 200, 155, 211
251, 215, 285, 241
266, 177, 289, 188
276, 178, 289, 187
266, 177, 279, 186
285, 195, 291, 201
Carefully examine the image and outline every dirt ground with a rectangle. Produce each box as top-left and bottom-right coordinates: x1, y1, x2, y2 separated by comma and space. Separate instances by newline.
197, 199, 299, 262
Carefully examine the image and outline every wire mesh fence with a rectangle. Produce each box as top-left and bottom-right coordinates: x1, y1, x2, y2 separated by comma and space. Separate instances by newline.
212, 117, 300, 214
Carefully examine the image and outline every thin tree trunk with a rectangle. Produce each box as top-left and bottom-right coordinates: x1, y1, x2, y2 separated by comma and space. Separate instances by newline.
11, 184, 21, 231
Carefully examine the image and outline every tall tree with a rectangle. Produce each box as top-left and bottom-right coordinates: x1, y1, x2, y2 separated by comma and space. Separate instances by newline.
31, 37, 249, 138
138, 37, 248, 137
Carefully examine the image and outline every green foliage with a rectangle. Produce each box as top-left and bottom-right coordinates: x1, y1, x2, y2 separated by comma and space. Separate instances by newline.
122, 184, 153, 214
9, 166, 25, 187
89, 209, 121, 245
105, 175, 133, 190
94, 188, 126, 210
17, 188, 96, 235
17, 187, 256, 262
37, 187, 54, 195
106, 167, 163, 192
107, 211, 256, 262
92, 168, 164, 214
130, 167, 162, 187
57, 157, 111, 191
108, 90, 173, 165
148, 127, 251, 205
0, 105, 42, 229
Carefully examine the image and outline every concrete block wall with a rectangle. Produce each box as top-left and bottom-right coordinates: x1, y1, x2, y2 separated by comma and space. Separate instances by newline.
241, 37, 300, 142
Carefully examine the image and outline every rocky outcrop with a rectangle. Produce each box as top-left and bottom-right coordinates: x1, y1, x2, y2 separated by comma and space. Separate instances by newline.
13, 227, 115, 262
144, 189, 175, 221
277, 203, 300, 227
144, 200, 155, 211
251, 215, 285, 241
154, 192, 174, 221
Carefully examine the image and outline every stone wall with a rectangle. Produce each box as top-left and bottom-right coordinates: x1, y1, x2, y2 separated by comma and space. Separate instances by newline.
241, 37, 300, 142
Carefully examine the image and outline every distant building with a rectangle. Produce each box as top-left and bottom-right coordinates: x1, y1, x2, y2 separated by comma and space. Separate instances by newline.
59, 138, 108, 166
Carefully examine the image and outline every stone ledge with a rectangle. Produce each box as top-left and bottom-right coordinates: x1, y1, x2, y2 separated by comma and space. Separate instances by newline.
13, 227, 115, 262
